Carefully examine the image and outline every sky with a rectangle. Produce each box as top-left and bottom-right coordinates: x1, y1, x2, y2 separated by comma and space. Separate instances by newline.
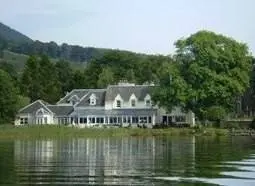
0, 0, 254, 55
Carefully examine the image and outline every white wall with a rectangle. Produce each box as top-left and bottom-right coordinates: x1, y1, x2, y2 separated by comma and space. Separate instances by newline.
17, 112, 54, 125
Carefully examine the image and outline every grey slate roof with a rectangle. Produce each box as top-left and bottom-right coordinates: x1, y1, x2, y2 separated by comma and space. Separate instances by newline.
19, 100, 52, 114
75, 90, 106, 107
57, 89, 90, 104
47, 105, 74, 116
105, 85, 152, 101
74, 109, 157, 116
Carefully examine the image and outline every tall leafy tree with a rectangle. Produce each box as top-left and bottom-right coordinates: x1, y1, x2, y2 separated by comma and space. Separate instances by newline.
0, 69, 19, 123
152, 62, 190, 112
155, 30, 252, 121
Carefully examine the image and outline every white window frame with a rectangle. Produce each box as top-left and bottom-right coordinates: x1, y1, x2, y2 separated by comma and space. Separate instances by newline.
20, 117, 28, 124
90, 98, 96, 105
89, 94, 97, 105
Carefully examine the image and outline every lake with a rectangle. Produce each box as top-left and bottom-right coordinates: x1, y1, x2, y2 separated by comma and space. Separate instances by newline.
0, 136, 255, 185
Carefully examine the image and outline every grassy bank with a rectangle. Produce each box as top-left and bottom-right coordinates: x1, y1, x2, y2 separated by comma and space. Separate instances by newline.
0, 125, 230, 139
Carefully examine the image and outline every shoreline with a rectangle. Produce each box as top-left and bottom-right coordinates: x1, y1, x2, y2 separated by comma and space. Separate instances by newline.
0, 125, 231, 139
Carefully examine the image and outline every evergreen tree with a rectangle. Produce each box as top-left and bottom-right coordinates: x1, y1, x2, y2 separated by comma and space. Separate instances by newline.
38, 55, 61, 103
0, 69, 19, 123
20, 56, 41, 101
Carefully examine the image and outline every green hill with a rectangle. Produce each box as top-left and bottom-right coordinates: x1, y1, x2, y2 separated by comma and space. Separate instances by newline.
0, 50, 87, 72
0, 22, 137, 64
0, 22, 32, 45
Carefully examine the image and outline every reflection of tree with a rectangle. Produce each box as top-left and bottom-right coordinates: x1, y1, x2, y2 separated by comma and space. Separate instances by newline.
0, 141, 17, 184
194, 137, 255, 178
154, 137, 196, 177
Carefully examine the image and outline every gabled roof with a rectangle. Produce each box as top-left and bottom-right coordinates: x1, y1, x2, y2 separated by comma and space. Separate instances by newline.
19, 100, 52, 114
47, 105, 74, 116
105, 85, 153, 102
75, 90, 106, 107
57, 89, 90, 104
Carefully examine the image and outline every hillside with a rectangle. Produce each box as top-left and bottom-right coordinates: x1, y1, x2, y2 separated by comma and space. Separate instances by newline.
0, 22, 136, 64
0, 22, 32, 44
0, 50, 87, 72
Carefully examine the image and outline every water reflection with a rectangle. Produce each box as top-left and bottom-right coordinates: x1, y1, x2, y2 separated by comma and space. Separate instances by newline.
14, 137, 196, 185
9, 137, 255, 185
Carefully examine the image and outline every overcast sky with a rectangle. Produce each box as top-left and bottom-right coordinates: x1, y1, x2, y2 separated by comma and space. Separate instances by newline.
0, 0, 254, 55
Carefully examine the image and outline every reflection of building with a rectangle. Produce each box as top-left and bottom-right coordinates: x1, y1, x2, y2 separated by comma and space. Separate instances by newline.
14, 137, 196, 185
15, 82, 195, 127
14, 140, 55, 184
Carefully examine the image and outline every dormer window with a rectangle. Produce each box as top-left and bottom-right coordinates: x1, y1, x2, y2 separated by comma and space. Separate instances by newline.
129, 94, 137, 108
131, 99, 136, 107
90, 98, 96, 105
144, 94, 151, 107
89, 94, 96, 105
145, 99, 151, 106
116, 100, 121, 108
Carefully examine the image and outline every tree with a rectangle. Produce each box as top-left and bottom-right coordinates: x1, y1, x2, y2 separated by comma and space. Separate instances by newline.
20, 56, 42, 101
72, 70, 87, 89
178, 31, 252, 120
205, 106, 227, 127
125, 69, 136, 83
55, 60, 74, 95
97, 67, 115, 88
152, 62, 190, 112
38, 55, 61, 103
16, 95, 30, 110
0, 61, 18, 85
154, 31, 252, 122
0, 69, 19, 123
21, 55, 61, 103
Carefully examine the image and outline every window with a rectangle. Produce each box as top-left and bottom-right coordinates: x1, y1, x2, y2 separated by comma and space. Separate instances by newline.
80, 117, 87, 124
116, 100, 121, 108
148, 116, 152, 123
139, 117, 147, 123
91, 118, 95, 123
131, 99, 136, 107
96, 117, 104, 123
145, 99, 151, 106
90, 98, 96, 105
20, 117, 28, 124
132, 117, 139, 123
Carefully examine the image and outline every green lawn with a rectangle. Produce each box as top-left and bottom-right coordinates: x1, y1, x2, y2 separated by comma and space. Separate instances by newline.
0, 125, 230, 139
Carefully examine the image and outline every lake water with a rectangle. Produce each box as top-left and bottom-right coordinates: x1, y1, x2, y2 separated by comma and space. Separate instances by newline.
0, 136, 255, 185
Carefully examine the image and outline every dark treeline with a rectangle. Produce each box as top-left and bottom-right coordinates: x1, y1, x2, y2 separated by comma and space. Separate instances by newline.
0, 50, 171, 123
11, 41, 109, 63
0, 30, 254, 125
